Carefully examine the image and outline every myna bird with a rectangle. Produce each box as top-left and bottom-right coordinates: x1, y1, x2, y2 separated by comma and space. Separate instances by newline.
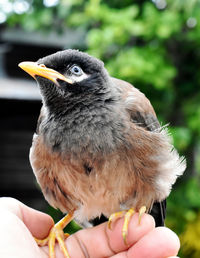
19, 49, 186, 258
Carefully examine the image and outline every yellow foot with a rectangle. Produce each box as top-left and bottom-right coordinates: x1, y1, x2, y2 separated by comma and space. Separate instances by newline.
108, 206, 146, 245
35, 213, 74, 258
108, 210, 127, 230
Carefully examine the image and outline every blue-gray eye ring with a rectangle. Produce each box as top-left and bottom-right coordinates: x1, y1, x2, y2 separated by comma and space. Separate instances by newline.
70, 65, 82, 76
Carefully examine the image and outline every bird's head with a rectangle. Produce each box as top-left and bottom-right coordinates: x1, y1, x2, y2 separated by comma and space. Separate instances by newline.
19, 49, 110, 107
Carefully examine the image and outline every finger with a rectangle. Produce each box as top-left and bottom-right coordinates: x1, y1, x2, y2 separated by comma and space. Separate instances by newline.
168, 257, 179, 258
0, 197, 54, 239
61, 213, 155, 258
0, 208, 43, 258
126, 227, 180, 258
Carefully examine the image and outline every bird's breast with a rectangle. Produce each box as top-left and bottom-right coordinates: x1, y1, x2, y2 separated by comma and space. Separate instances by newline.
42, 104, 129, 158
30, 133, 137, 220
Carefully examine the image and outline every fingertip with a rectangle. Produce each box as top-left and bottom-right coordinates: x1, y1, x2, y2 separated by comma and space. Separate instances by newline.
22, 207, 54, 238
156, 227, 180, 253
129, 226, 180, 258
0, 197, 54, 239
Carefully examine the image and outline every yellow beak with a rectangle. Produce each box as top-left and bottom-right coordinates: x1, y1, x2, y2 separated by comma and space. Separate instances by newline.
18, 61, 73, 85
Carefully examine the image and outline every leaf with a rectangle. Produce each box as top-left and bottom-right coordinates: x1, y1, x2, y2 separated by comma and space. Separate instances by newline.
169, 127, 192, 151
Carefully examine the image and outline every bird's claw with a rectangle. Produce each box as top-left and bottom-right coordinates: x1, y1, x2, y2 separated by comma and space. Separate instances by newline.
35, 225, 70, 258
138, 206, 146, 224
108, 206, 146, 245
108, 210, 126, 230
122, 208, 135, 245
35, 213, 73, 258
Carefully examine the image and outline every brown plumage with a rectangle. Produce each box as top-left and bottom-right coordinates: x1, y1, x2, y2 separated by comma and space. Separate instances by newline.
19, 49, 185, 256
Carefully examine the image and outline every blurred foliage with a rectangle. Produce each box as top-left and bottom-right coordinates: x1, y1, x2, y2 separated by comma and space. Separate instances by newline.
1, 0, 200, 256
180, 212, 200, 258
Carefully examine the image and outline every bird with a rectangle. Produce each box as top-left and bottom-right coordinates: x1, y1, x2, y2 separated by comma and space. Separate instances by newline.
18, 49, 186, 258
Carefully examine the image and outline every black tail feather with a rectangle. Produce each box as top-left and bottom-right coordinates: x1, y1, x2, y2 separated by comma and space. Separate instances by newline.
149, 200, 167, 227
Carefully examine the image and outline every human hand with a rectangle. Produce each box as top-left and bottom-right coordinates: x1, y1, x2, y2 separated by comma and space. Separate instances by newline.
0, 197, 180, 258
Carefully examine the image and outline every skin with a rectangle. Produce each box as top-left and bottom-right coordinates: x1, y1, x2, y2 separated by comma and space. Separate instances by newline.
0, 197, 179, 258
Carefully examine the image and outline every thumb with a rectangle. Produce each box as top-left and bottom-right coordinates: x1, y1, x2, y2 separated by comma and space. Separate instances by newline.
0, 197, 54, 239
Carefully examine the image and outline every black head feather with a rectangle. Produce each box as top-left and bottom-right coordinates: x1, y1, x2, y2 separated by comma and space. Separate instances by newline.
37, 49, 105, 77
36, 49, 110, 98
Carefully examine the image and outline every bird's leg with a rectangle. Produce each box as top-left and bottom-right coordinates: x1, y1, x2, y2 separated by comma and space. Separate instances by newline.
108, 206, 146, 245
35, 213, 74, 258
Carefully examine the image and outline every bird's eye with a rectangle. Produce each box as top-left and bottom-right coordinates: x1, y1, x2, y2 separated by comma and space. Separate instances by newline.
70, 65, 83, 76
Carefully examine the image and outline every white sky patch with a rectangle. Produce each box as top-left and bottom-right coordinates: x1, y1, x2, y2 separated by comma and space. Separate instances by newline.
0, 11, 6, 23
13, 0, 30, 14
152, 0, 167, 10
43, 0, 59, 7
1, 1, 13, 13
156, 0, 167, 10
187, 17, 197, 28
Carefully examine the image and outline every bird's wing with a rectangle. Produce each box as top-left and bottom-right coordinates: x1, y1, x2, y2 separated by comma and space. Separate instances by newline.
112, 77, 166, 226
112, 77, 160, 131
